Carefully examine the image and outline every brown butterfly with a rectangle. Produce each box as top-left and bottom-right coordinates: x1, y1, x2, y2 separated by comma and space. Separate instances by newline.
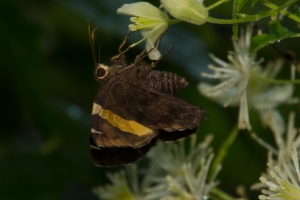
88, 20, 207, 166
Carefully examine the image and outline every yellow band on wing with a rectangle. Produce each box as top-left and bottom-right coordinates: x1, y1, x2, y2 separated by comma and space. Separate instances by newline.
92, 103, 154, 136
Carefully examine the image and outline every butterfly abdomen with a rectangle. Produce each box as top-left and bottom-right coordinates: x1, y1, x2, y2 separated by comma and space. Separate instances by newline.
142, 70, 188, 94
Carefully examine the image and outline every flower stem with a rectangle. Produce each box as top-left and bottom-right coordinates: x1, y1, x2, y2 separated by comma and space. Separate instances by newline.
206, 0, 229, 11
206, 11, 274, 24
207, 0, 296, 24
208, 125, 239, 180
260, 0, 300, 24
210, 188, 235, 200
168, 19, 182, 25
252, 75, 300, 84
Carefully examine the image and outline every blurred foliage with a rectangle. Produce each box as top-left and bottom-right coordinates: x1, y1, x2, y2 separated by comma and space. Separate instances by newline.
0, 0, 299, 199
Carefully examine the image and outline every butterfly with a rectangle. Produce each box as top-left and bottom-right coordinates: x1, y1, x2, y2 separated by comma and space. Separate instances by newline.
88, 20, 207, 166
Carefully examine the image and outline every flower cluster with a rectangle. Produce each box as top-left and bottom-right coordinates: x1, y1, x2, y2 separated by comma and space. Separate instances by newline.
92, 135, 220, 200
146, 135, 219, 199
198, 25, 297, 131
251, 112, 300, 199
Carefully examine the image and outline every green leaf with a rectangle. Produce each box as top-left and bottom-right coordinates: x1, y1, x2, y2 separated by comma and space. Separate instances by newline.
250, 20, 300, 53
251, 0, 258, 7
268, 20, 290, 35
236, 0, 248, 12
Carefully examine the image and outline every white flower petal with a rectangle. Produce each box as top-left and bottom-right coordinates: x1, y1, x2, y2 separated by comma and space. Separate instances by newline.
209, 54, 229, 68
198, 82, 238, 106
252, 84, 294, 110
141, 22, 168, 60
117, 2, 168, 21
263, 59, 284, 79
238, 92, 251, 130
259, 110, 285, 136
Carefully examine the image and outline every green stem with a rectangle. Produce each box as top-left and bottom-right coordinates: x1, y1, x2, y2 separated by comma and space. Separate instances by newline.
207, 0, 296, 24
207, 10, 275, 24
260, 0, 300, 23
168, 19, 182, 25
232, 0, 238, 38
206, 0, 229, 11
210, 188, 235, 200
208, 125, 239, 181
252, 76, 300, 84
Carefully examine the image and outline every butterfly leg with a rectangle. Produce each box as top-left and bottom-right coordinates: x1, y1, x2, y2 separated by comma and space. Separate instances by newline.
137, 45, 173, 78
151, 44, 173, 67
134, 26, 169, 66
117, 49, 153, 74
118, 30, 131, 54
133, 48, 156, 64
111, 31, 132, 62
155, 26, 169, 50
88, 18, 102, 66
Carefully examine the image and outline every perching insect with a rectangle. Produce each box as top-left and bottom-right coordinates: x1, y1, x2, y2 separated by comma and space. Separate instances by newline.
88, 20, 207, 166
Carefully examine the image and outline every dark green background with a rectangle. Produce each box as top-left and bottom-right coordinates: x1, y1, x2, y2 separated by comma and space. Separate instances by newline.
1, 0, 299, 199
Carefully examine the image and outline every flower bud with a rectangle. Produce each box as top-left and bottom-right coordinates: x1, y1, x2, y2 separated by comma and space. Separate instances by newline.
160, 0, 208, 25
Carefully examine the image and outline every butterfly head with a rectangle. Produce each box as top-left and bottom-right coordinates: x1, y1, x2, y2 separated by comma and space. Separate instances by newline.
94, 63, 109, 80
89, 20, 127, 81
94, 62, 125, 81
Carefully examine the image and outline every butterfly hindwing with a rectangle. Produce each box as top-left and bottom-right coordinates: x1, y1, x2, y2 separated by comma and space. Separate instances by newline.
90, 136, 157, 166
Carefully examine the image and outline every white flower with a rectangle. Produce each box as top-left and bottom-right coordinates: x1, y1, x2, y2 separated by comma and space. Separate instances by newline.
117, 2, 169, 60
258, 150, 300, 200
248, 59, 298, 133
251, 112, 300, 199
92, 135, 219, 200
93, 164, 147, 200
92, 169, 136, 200
146, 135, 220, 199
199, 25, 257, 130
198, 25, 297, 131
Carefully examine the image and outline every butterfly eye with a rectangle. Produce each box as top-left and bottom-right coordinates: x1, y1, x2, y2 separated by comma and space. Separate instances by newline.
97, 68, 107, 78
95, 64, 109, 79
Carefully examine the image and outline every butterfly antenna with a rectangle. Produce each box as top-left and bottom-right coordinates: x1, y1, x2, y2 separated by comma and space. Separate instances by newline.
89, 19, 133, 66
88, 18, 101, 66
